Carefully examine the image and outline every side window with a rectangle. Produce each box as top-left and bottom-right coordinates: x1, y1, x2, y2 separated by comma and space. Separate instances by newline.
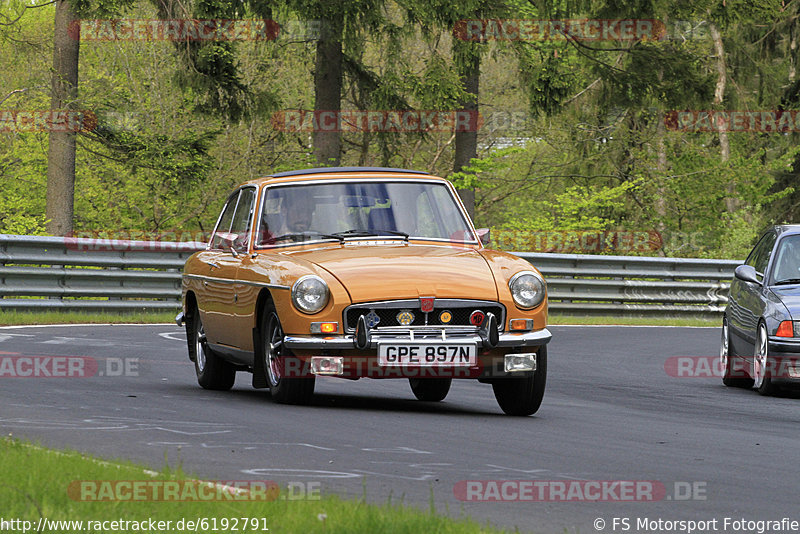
755, 233, 777, 275
745, 232, 777, 277
210, 192, 240, 249
230, 187, 256, 251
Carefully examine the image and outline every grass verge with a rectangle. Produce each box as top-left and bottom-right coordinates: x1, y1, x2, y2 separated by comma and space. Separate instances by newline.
549, 314, 720, 327
0, 437, 507, 534
0, 310, 179, 326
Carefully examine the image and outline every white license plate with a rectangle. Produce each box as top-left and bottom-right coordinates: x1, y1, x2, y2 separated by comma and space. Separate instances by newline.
378, 343, 477, 366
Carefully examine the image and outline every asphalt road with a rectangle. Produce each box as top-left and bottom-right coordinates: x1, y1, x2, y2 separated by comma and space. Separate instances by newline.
1, 324, 799, 533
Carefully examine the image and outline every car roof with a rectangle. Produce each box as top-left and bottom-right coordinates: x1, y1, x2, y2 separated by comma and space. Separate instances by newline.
272, 167, 430, 178
240, 167, 442, 187
771, 225, 800, 237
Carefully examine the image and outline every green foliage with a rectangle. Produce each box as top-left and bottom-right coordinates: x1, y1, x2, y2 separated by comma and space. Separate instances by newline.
516, 44, 579, 116
69, 0, 136, 17
450, 146, 525, 189
2, 0, 799, 262
499, 177, 640, 232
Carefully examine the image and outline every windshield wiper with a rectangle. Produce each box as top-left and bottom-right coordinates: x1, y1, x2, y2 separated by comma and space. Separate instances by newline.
331, 229, 409, 240
330, 229, 378, 237
272, 232, 344, 243
379, 230, 409, 240
774, 278, 800, 285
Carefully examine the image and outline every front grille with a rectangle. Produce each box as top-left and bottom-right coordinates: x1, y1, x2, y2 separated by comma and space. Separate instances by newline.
344, 300, 505, 332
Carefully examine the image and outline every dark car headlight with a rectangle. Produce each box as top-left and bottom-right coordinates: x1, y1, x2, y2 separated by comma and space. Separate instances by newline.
508, 271, 546, 309
292, 275, 330, 314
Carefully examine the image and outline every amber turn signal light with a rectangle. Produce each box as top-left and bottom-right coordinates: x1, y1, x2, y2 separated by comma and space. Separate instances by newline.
310, 322, 339, 334
509, 318, 533, 331
776, 320, 794, 338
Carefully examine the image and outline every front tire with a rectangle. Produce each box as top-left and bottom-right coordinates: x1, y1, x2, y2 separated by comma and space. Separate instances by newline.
753, 322, 777, 396
189, 309, 236, 391
261, 303, 315, 405
409, 378, 451, 402
721, 317, 753, 388
492, 346, 547, 416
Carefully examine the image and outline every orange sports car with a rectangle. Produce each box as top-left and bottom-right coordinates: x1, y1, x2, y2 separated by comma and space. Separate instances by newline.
177, 167, 551, 415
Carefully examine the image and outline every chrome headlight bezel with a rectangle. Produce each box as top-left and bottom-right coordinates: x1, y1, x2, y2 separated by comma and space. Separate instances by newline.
508, 270, 546, 310
291, 274, 330, 314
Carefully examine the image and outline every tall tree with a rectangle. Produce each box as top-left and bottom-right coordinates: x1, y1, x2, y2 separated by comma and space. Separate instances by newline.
400, 0, 500, 218
313, 15, 343, 165
44, 0, 135, 235
453, 39, 480, 217
45, 0, 80, 236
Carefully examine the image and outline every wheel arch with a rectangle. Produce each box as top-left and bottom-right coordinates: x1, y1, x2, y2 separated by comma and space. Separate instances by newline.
255, 288, 276, 333
185, 290, 198, 318
184, 290, 199, 362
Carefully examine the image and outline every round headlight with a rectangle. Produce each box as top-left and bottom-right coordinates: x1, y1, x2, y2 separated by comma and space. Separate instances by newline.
508, 271, 546, 309
291, 275, 330, 314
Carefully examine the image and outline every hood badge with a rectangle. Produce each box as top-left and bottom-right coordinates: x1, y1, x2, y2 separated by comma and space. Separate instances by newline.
419, 297, 435, 313
396, 310, 415, 326
365, 310, 381, 328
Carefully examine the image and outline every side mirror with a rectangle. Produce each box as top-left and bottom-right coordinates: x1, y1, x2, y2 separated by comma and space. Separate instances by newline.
476, 228, 491, 246
219, 233, 240, 258
734, 264, 761, 285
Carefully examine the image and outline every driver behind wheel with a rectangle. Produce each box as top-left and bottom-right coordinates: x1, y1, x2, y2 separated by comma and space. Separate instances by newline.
258, 192, 316, 245
281, 196, 314, 233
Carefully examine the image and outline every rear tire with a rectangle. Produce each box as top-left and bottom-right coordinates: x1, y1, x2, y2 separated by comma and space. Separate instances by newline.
261, 302, 315, 405
492, 346, 547, 416
409, 378, 451, 402
720, 317, 753, 388
189, 309, 236, 391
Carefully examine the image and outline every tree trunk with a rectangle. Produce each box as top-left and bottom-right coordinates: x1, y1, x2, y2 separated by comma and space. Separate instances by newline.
709, 23, 735, 212
453, 42, 480, 220
46, 0, 80, 236
313, 18, 342, 167
654, 113, 668, 257
790, 16, 797, 83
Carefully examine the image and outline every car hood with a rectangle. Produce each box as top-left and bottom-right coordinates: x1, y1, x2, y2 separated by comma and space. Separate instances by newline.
285, 243, 498, 303
771, 285, 800, 318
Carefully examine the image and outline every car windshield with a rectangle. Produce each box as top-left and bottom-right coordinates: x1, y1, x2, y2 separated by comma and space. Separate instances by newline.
771, 234, 800, 285
255, 180, 476, 247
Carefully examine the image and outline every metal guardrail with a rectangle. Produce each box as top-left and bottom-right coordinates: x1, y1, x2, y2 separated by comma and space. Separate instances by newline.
0, 234, 741, 316
517, 252, 740, 317
0, 234, 203, 312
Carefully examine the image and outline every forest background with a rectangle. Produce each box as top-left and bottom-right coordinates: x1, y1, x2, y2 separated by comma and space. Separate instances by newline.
2, 0, 799, 259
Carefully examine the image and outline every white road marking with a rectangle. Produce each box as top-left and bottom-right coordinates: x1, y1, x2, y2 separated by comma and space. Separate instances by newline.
360, 446, 432, 454
159, 331, 187, 342
0, 333, 36, 342
40, 336, 118, 346
242, 468, 360, 479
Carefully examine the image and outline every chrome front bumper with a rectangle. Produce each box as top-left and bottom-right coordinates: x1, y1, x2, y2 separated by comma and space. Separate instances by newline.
284, 327, 552, 350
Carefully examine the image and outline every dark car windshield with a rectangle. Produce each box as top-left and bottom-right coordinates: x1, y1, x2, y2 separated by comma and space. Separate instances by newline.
771, 234, 800, 285
255, 180, 476, 247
